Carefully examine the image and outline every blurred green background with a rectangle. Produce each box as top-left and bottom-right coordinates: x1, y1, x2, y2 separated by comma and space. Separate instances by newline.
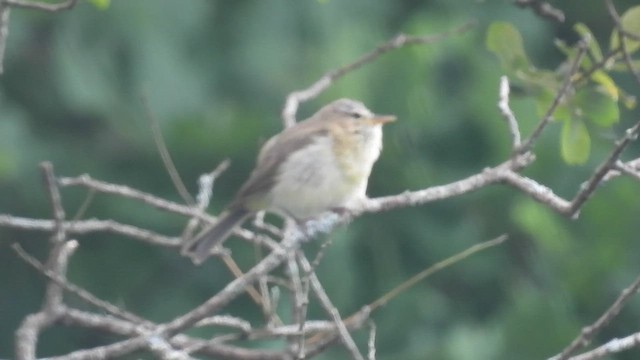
1, 0, 640, 359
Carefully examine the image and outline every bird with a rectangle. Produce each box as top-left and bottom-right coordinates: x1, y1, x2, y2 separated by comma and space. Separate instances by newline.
182, 98, 396, 264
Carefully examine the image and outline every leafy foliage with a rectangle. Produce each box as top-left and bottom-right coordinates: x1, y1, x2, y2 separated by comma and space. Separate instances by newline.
486, 16, 639, 164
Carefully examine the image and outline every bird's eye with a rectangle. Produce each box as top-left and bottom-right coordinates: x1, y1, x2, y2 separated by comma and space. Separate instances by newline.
351, 112, 362, 119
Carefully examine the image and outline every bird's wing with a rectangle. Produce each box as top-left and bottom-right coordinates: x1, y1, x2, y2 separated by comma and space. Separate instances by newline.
230, 120, 328, 209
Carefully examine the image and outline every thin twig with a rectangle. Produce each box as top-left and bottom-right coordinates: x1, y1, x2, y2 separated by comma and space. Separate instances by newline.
368, 235, 508, 310
298, 253, 365, 360
359, 153, 534, 214
181, 159, 230, 240
286, 253, 308, 359
0, 215, 181, 246
141, 94, 195, 205
281, 21, 476, 126
550, 273, 640, 360
12, 243, 149, 324
367, 321, 377, 360
40, 162, 66, 244
615, 160, 640, 181
14, 240, 77, 360
162, 231, 302, 336
3, 0, 77, 11
514, 0, 565, 23
605, 0, 640, 85
498, 76, 522, 149
567, 331, 640, 360
518, 37, 588, 152
604, 0, 640, 42
0, 1, 10, 74
59, 174, 209, 220
568, 119, 640, 217
71, 188, 96, 221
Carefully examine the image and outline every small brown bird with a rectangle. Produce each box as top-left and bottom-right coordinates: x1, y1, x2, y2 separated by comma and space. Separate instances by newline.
182, 98, 395, 264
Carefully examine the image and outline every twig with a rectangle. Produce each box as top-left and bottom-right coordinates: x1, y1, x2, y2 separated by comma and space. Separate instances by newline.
141, 94, 195, 206
604, 0, 640, 42
359, 153, 534, 214
181, 159, 230, 239
12, 243, 149, 324
514, 0, 565, 23
3, 0, 77, 11
14, 240, 77, 360
40, 162, 66, 244
298, 253, 365, 360
286, 253, 308, 359
567, 331, 640, 360
550, 273, 640, 360
59, 174, 209, 220
518, 37, 588, 153
0, 1, 9, 74
605, 0, 640, 85
367, 322, 377, 360
147, 335, 194, 360
71, 188, 96, 221
161, 231, 301, 336
0, 215, 181, 246
615, 160, 640, 181
58, 175, 278, 248
498, 76, 522, 149
368, 235, 508, 310
568, 119, 640, 217
194, 315, 251, 333
281, 21, 476, 126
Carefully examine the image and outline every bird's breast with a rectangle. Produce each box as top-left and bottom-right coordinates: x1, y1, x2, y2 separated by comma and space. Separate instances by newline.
268, 130, 381, 219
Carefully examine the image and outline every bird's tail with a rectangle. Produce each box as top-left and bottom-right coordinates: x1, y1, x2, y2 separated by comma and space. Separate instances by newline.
182, 208, 251, 264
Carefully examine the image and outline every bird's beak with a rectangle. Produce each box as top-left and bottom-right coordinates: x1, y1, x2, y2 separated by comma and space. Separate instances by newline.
369, 114, 396, 125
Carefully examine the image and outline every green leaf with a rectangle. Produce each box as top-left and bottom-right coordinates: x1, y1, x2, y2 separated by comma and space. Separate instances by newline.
590, 71, 619, 101
486, 22, 531, 74
573, 87, 619, 127
610, 5, 640, 54
561, 118, 591, 165
86, 0, 110, 10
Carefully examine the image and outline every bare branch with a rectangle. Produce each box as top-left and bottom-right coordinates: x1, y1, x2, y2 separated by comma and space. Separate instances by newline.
0, 1, 9, 74
519, 37, 588, 152
281, 21, 476, 126
59, 174, 211, 221
604, 0, 640, 42
368, 235, 508, 310
568, 119, 640, 216
3, 0, 77, 12
0, 215, 181, 246
605, 0, 640, 85
498, 76, 522, 149
46, 338, 147, 360
162, 231, 300, 336
562, 332, 640, 360
615, 160, 640, 181
514, 0, 565, 23
40, 162, 66, 243
367, 322, 377, 360
141, 94, 195, 205
359, 153, 534, 214
14, 240, 77, 360
298, 253, 365, 360
182, 159, 231, 239
12, 243, 149, 324
550, 273, 640, 360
